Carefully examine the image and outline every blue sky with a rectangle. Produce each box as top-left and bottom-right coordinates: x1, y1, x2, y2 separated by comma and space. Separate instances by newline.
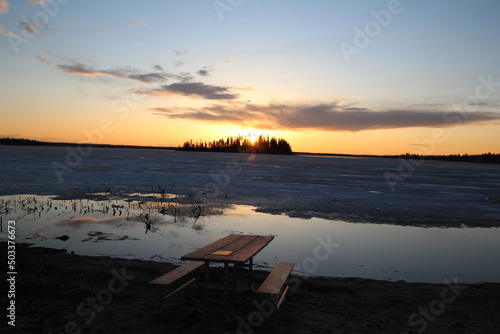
1, 0, 500, 154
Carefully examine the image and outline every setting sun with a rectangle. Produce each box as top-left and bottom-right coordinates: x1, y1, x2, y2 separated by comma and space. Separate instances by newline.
235, 128, 271, 146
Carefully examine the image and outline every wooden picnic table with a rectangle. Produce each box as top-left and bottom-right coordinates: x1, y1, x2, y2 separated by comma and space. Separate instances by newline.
181, 234, 274, 321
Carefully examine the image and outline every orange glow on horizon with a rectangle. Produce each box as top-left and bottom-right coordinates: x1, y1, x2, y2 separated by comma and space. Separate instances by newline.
2, 112, 500, 155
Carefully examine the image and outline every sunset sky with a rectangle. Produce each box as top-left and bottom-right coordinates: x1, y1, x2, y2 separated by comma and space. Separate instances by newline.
1, 0, 500, 155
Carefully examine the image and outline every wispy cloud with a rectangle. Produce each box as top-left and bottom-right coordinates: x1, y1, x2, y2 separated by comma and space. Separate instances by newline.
141, 82, 238, 100
342, 107, 368, 111
151, 102, 500, 131
35, 52, 50, 64
174, 49, 190, 56
18, 14, 61, 36
220, 60, 232, 65
52, 59, 235, 100
0, 26, 14, 36
28, 0, 50, 7
127, 72, 170, 83
172, 60, 184, 68
55, 61, 189, 83
56, 62, 102, 76
20, 18, 38, 35
0, 0, 9, 14
283, 105, 500, 131
130, 18, 146, 26
197, 67, 214, 77
152, 104, 272, 125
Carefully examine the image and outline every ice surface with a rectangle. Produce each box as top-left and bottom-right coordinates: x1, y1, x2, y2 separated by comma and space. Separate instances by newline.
1, 145, 500, 227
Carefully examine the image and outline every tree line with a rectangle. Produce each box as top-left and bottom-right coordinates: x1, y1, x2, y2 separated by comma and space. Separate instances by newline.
397, 152, 500, 164
181, 135, 293, 154
0, 138, 174, 150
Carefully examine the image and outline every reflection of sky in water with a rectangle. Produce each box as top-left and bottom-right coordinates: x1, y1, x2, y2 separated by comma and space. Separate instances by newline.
2, 195, 499, 283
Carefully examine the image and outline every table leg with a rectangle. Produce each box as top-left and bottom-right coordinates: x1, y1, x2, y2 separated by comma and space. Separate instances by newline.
157, 287, 164, 314
248, 257, 254, 291
203, 262, 209, 318
232, 263, 237, 290
223, 262, 231, 322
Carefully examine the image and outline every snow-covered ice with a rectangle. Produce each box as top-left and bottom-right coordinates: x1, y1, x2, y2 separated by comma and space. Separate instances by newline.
1, 145, 499, 227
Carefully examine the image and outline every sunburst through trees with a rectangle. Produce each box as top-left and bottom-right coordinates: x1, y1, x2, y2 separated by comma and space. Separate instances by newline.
181, 135, 293, 154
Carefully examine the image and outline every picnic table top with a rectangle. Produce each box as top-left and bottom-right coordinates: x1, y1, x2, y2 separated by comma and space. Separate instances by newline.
181, 234, 274, 264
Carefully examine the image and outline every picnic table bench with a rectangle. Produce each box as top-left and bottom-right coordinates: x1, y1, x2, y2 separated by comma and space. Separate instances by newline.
149, 261, 204, 313
256, 262, 295, 326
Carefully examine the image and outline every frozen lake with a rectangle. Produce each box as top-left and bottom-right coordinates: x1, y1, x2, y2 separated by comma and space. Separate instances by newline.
1, 146, 500, 226
1, 146, 500, 283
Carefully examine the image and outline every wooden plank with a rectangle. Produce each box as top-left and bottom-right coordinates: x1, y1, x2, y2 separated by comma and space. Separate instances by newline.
213, 235, 258, 253
149, 261, 204, 286
203, 235, 259, 262
181, 234, 275, 264
225, 236, 274, 263
181, 234, 241, 261
256, 262, 295, 295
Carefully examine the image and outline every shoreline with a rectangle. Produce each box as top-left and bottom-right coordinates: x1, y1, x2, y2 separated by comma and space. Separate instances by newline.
2, 192, 499, 229
3, 242, 500, 333
2, 190, 500, 229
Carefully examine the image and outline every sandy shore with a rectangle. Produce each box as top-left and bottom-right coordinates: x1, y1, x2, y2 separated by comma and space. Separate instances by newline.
2, 242, 500, 334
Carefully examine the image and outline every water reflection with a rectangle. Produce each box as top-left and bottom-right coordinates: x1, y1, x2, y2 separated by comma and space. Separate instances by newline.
1, 193, 226, 230
1, 195, 499, 283
53, 217, 127, 229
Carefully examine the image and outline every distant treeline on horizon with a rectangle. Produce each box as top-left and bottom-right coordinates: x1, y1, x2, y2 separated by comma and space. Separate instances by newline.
0, 137, 174, 150
181, 135, 293, 155
395, 152, 500, 164
1, 137, 499, 163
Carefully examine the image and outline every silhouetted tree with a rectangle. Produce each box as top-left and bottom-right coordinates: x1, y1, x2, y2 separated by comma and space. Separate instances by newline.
181, 135, 293, 154
397, 152, 500, 164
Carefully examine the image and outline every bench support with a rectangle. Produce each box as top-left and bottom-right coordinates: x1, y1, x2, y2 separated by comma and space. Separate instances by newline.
256, 262, 295, 327
164, 277, 197, 300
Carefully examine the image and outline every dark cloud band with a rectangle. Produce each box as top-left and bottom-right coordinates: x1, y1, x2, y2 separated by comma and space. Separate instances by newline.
55, 62, 190, 83
152, 102, 500, 131
142, 82, 238, 100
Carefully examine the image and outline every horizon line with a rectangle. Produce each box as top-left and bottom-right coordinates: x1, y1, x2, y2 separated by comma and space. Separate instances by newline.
1, 137, 499, 159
